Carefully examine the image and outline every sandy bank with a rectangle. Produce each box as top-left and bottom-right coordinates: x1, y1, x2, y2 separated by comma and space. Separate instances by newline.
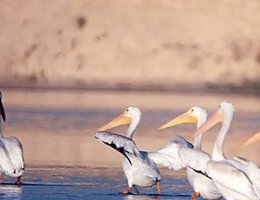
0, 0, 260, 93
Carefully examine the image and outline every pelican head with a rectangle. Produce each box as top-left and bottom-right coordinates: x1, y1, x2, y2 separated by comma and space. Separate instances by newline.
158, 106, 207, 130
240, 131, 260, 147
192, 101, 234, 138
98, 107, 141, 131
0, 91, 6, 122
219, 101, 234, 119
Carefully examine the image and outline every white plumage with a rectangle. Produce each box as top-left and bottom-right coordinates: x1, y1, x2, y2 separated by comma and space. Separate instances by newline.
1, 137, 24, 178
95, 107, 193, 194
0, 140, 16, 177
95, 130, 161, 193
193, 101, 260, 200
148, 135, 193, 171
0, 92, 24, 184
159, 106, 222, 199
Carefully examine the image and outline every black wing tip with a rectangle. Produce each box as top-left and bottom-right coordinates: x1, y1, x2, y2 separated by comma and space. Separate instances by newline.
94, 131, 133, 166
2, 112, 6, 122
1, 113, 6, 122
0, 94, 6, 122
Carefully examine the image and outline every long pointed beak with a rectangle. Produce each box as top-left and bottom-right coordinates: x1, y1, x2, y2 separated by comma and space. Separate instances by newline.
158, 112, 197, 130
192, 108, 223, 138
98, 113, 132, 131
0, 98, 6, 122
240, 131, 260, 147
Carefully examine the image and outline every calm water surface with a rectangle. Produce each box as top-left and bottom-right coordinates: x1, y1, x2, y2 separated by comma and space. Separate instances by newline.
0, 89, 259, 199
0, 166, 192, 200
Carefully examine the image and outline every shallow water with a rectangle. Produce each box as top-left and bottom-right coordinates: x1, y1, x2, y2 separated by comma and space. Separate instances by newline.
0, 88, 259, 199
0, 166, 192, 200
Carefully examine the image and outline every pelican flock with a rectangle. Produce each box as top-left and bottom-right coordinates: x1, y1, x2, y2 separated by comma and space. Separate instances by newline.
95, 103, 260, 199
94, 103, 260, 199
1, 89, 259, 200
0, 92, 25, 185
95, 107, 193, 194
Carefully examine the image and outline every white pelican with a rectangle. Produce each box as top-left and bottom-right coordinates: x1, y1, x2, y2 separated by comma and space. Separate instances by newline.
158, 107, 221, 200
192, 101, 260, 200
95, 107, 192, 195
0, 92, 25, 185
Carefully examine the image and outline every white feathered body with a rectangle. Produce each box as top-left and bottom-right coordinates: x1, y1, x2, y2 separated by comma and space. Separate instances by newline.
95, 131, 161, 188
197, 102, 260, 200
122, 153, 160, 187
0, 140, 16, 177
186, 167, 221, 199
206, 160, 259, 200
227, 157, 260, 198
0, 136, 25, 177
178, 148, 222, 200
0, 93, 25, 179
124, 135, 193, 187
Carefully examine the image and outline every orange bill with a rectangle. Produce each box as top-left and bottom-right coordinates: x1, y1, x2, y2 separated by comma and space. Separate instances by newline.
98, 113, 132, 131
158, 110, 197, 130
192, 108, 224, 138
240, 131, 260, 147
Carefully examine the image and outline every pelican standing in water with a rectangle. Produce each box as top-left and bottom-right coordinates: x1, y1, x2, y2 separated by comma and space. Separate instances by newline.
158, 107, 221, 200
95, 107, 192, 194
192, 101, 260, 200
0, 92, 25, 184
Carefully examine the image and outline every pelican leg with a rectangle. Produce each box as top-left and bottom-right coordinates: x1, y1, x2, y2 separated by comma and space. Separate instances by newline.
15, 176, 22, 185
122, 186, 131, 194
0, 174, 2, 184
133, 185, 139, 194
191, 192, 200, 200
156, 182, 161, 195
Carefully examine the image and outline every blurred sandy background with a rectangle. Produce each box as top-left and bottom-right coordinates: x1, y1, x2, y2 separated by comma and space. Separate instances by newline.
0, 0, 260, 93
0, 1, 260, 168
